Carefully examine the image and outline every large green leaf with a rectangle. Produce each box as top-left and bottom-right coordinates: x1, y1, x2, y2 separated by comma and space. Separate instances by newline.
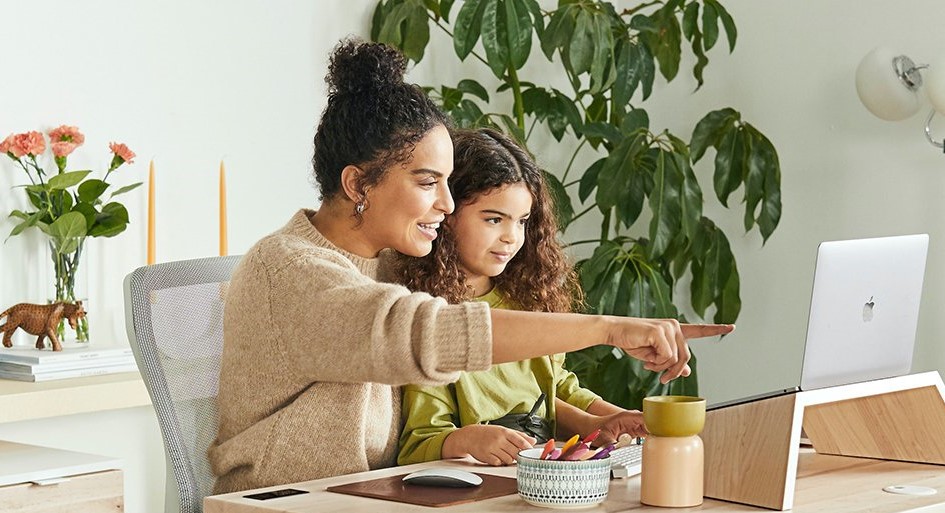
47, 211, 87, 255
640, 6, 682, 81
7, 211, 43, 239
72, 202, 98, 233
89, 202, 130, 238
620, 108, 649, 136
701, 1, 719, 50
690, 107, 737, 162
543, 170, 575, 229
108, 182, 143, 201
540, 5, 576, 61
453, 0, 487, 60
708, 0, 738, 52
712, 127, 747, 207
78, 179, 109, 204
682, 2, 698, 40
522, 87, 582, 141
647, 150, 682, 259
457, 79, 489, 102
588, 12, 615, 94
613, 40, 642, 107
402, 1, 432, 61
581, 121, 623, 144
567, 8, 596, 76
749, 127, 782, 242
674, 152, 703, 241
743, 128, 765, 232
375, 2, 410, 51
480, 0, 510, 78
596, 135, 647, 228
47, 170, 91, 190
578, 157, 606, 203
504, 0, 533, 70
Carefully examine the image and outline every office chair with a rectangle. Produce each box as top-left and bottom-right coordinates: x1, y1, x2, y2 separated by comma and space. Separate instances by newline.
124, 256, 242, 513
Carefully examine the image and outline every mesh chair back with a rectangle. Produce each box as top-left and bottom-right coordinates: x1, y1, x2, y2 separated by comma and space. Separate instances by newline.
124, 256, 242, 513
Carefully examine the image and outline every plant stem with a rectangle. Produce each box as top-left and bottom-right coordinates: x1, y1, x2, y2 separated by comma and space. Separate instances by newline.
429, 14, 492, 69
600, 208, 612, 241
564, 238, 606, 248
526, 120, 538, 142
507, 65, 526, 130
17, 160, 37, 185
621, 0, 663, 17
561, 139, 588, 183
569, 203, 599, 224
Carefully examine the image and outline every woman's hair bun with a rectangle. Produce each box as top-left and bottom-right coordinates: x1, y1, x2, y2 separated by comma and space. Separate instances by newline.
326, 38, 407, 95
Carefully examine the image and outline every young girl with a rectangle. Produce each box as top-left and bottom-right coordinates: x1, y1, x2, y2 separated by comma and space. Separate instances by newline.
397, 128, 648, 466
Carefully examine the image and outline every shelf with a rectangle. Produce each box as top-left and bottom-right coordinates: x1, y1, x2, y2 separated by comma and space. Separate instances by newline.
0, 372, 151, 424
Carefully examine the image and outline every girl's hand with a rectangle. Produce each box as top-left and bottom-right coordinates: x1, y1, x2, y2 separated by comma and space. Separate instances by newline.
596, 410, 647, 445
443, 425, 536, 466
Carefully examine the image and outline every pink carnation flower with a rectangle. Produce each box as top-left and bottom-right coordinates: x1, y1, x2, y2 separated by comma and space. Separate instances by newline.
11, 131, 46, 158
48, 125, 85, 146
109, 142, 136, 164
51, 141, 79, 157
0, 134, 13, 155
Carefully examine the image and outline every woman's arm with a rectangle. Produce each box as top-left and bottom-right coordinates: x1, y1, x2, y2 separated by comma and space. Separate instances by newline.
490, 309, 733, 383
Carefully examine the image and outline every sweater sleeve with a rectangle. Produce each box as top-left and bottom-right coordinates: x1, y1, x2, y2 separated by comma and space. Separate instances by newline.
259, 242, 492, 386
397, 384, 460, 465
551, 353, 600, 411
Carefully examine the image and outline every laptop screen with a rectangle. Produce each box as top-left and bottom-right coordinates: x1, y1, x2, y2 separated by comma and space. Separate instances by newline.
708, 234, 928, 410
799, 234, 927, 391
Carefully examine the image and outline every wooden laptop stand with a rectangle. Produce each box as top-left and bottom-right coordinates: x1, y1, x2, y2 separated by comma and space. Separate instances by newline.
701, 371, 945, 510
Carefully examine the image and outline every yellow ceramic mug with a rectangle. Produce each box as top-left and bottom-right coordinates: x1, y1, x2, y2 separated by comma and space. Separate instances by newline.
642, 395, 706, 437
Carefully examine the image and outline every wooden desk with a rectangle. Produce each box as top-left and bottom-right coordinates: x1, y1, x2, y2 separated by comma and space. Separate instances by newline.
204, 449, 945, 513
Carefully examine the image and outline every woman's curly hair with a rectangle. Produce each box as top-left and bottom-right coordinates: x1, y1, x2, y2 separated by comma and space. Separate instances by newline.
397, 128, 582, 313
311, 38, 450, 202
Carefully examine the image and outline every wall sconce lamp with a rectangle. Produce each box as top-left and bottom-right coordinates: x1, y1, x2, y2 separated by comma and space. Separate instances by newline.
856, 47, 945, 152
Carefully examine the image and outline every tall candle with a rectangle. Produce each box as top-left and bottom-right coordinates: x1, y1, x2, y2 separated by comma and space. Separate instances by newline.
147, 160, 155, 265
219, 160, 228, 256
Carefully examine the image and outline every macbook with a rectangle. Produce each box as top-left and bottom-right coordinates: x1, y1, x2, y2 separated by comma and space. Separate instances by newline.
709, 234, 929, 410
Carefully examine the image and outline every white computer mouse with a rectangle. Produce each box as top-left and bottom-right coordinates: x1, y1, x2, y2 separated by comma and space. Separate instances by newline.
402, 467, 483, 488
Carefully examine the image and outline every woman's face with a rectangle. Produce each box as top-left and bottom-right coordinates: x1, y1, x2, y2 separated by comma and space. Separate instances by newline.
360, 124, 455, 257
449, 182, 533, 296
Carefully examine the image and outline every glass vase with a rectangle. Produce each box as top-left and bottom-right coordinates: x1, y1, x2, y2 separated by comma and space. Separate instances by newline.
48, 238, 89, 343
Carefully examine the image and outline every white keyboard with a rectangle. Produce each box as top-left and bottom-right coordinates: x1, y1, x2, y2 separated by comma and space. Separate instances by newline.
609, 443, 643, 479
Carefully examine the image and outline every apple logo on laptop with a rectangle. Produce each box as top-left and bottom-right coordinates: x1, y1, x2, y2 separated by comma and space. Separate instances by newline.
862, 296, 875, 322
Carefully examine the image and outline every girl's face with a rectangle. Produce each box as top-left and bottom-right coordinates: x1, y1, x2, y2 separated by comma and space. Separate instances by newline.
359, 124, 455, 257
449, 182, 533, 296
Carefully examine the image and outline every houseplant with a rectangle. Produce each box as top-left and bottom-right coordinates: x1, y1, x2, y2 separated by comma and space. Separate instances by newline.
2, 126, 140, 342
371, 0, 782, 408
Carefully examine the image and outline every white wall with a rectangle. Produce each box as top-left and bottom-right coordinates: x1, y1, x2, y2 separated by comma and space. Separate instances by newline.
2, 0, 945, 510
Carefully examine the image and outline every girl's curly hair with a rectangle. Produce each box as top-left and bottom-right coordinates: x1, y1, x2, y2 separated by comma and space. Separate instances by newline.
397, 128, 582, 313
311, 38, 450, 203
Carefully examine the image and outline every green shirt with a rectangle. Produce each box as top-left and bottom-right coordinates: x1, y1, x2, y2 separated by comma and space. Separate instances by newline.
397, 288, 600, 465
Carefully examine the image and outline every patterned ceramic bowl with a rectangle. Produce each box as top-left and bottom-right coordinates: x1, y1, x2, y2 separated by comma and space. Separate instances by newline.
516, 447, 611, 509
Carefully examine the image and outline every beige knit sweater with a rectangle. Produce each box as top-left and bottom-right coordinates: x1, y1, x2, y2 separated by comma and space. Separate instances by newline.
208, 209, 493, 493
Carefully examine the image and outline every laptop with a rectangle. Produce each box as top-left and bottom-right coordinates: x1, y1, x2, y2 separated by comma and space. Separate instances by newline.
709, 234, 929, 410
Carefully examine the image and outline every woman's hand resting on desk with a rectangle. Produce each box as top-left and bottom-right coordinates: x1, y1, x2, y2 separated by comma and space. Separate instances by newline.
441, 424, 536, 466
604, 317, 735, 384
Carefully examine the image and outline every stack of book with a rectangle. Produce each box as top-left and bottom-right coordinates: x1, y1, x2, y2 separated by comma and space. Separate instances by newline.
0, 343, 138, 382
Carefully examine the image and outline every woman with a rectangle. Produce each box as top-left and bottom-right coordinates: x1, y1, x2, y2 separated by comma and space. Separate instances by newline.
209, 38, 732, 493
